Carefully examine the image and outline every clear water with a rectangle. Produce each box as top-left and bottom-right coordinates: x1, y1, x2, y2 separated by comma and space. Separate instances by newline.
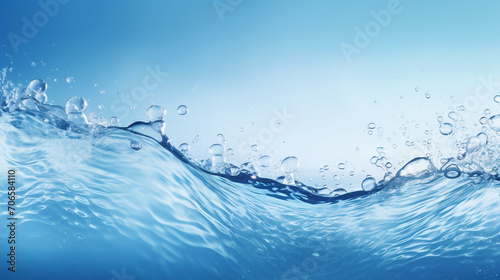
1, 75, 500, 280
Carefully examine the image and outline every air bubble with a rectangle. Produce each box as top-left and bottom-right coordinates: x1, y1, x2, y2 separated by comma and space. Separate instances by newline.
177, 105, 188, 115
488, 115, 500, 132
65, 97, 87, 114
146, 105, 166, 122
361, 176, 377, 191
281, 156, 299, 173
217, 133, 225, 144
439, 123, 453, 135
130, 141, 143, 151
209, 144, 224, 156
258, 155, 271, 167
443, 164, 461, 179
179, 143, 190, 154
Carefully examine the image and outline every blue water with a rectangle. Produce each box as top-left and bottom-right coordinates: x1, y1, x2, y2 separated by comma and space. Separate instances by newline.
1, 77, 500, 280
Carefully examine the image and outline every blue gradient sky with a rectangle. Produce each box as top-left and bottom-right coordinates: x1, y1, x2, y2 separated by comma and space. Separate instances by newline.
2, 0, 500, 185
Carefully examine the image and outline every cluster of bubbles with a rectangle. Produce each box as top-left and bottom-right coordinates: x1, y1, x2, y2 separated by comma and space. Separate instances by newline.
7, 76, 500, 199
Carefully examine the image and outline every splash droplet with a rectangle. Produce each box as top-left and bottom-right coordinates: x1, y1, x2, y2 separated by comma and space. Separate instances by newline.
361, 176, 377, 191
443, 164, 461, 179
281, 156, 299, 173
130, 140, 143, 151
367, 122, 376, 129
146, 105, 166, 122
258, 155, 271, 167
439, 122, 453, 135
65, 97, 87, 114
27, 78, 47, 93
209, 144, 224, 156
179, 143, 190, 154
251, 144, 259, 152
177, 105, 188, 115
488, 115, 500, 132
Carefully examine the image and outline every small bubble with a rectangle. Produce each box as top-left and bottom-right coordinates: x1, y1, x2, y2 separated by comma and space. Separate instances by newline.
130, 140, 143, 151
217, 133, 225, 143
258, 155, 271, 167
367, 122, 376, 129
337, 163, 346, 170
109, 116, 119, 125
448, 111, 458, 120
368, 130, 373, 135
414, 87, 419, 92
443, 164, 461, 179
495, 95, 500, 103
251, 144, 259, 152
439, 122, 454, 135
179, 143, 190, 154
226, 148, 234, 156
437, 116, 443, 123
177, 105, 189, 115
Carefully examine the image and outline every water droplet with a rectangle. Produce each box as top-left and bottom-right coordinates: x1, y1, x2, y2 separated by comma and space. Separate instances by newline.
65, 97, 87, 114
27, 78, 47, 93
488, 115, 500, 132
443, 164, 461, 179
338, 163, 346, 170
130, 140, 142, 151
385, 162, 393, 168
66, 76, 74, 83
495, 95, 500, 103
361, 176, 377, 191
437, 116, 443, 123
368, 130, 373, 135
258, 155, 271, 167
217, 133, 225, 144
414, 87, 419, 92
99, 90, 105, 94
209, 144, 224, 156
146, 105, 166, 122
281, 156, 299, 173
323, 165, 329, 170
177, 105, 188, 115
439, 122, 453, 135
448, 111, 458, 120
349, 171, 354, 176
109, 116, 119, 125
251, 144, 259, 152
367, 122, 376, 129
226, 148, 234, 157
179, 143, 190, 154
425, 92, 431, 99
